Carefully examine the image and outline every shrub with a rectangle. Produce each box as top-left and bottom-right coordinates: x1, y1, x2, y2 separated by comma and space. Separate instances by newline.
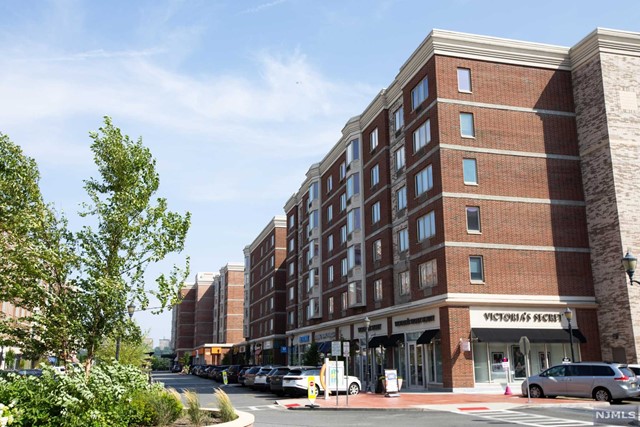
184, 389, 210, 427
214, 388, 237, 423
148, 388, 183, 426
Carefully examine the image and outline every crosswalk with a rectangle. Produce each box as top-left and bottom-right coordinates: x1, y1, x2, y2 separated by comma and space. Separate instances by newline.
237, 404, 282, 412
457, 408, 593, 426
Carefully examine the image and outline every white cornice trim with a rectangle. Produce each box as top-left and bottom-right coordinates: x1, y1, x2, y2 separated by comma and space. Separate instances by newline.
571, 27, 640, 70
248, 216, 287, 251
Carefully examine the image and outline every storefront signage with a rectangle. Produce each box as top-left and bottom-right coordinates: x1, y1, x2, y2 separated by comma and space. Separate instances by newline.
315, 330, 336, 341
263, 340, 273, 350
394, 315, 435, 327
357, 323, 382, 333
470, 307, 578, 329
482, 312, 562, 323
299, 335, 311, 343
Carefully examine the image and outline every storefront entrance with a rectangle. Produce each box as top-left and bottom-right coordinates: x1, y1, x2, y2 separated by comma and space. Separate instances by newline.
408, 342, 424, 387
404, 339, 442, 389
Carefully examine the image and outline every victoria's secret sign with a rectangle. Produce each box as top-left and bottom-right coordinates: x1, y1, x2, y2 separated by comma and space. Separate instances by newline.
483, 312, 562, 323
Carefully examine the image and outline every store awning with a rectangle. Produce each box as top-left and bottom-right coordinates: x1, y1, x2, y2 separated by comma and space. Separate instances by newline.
471, 328, 586, 344
368, 336, 387, 348
385, 334, 405, 348
317, 342, 331, 353
416, 329, 441, 345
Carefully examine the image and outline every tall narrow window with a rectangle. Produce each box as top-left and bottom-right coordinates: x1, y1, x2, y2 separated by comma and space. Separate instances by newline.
460, 113, 475, 137
346, 173, 360, 199
328, 297, 334, 314
411, 76, 429, 109
327, 265, 334, 283
341, 258, 348, 277
419, 259, 437, 289
457, 68, 472, 92
394, 106, 404, 130
341, 292, 348, 311
340, 225, 347, 244
327, 205, 333, 223
417, 211, 436, 241
415, 165, 433, 196
399, 271, 410, 295
370, 128, 378, 151
395, 147, 405, 171
466, 206, 481, 232
346, 139, 360, 165
413, 119, 431, 152
371, 202, 381, 224
398, 229, 409, 252
371, 164, 379, 187
470, 256, 484, 282
397, 186, 407, 211
340, 193, 347, 211
339, 161, 346, 180
373, 239, 382, 262
374, 279, 383, 302
463, 158, 478, 184
327, 234, 333, 253
326, 175, 333, 193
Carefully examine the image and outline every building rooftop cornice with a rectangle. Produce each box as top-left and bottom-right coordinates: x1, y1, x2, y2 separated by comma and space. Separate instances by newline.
247, 216, 287, 251
570, 27, 640, 69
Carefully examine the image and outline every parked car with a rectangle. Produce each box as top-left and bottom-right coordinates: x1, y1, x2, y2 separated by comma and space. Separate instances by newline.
199, 365, 216, 378
227, 364, 253, 384
16, 369, 43, 377
171, 363, 182, 373
211, 365, 230, 382
238, 367, 251, 386
522, 362, 640, 402
190, 365, 204, 376
243, 366, 262, 388
269, 366, 293, 396
282, 367, 361, 397
253, 366, 280, 391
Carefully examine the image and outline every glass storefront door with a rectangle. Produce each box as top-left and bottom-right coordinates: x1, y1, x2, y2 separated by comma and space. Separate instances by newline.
408, 342, 424, 387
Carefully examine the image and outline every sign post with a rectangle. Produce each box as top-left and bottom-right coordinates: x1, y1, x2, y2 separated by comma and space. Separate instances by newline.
519, 336, 531, 402
331, 341, 341, 406
343, 341, 350, 406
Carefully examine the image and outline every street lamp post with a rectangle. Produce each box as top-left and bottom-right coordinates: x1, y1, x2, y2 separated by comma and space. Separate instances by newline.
364, 316, 371, 393
115, 303, 136, 361
622, 249, 640, 286
564, 307, 575, 362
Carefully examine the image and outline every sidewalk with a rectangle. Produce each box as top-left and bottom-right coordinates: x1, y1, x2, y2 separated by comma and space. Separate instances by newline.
277, 390, 609, 412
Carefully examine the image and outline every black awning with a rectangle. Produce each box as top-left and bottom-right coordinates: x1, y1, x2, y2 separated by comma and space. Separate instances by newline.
416, 329, 441, 345
317, 342, 331, 353
385, 333, 405, 348
368, 336, 387, 348
471, 328, 586, 344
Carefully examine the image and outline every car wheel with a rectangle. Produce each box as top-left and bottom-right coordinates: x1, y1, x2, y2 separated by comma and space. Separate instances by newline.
594, 387, 612, 402
314, 384, 321, 396
348, 382, 360, 395
529, 385, 544, 398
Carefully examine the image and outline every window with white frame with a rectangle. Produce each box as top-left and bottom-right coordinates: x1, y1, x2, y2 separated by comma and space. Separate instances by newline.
307, 268, 318, 290
341, 258, 348, 277
457, 68, 472, 92
340, 193, 346, 211
346, 172, 360, 199
340, 225, 347, 244
470, 256, 484, 282
373, 239, 382, 262
327, 234, 333, 253
340, 161, 347, 180
371, 164, 379, 187
411, 76, 428, 109
328, 296, 334, 314
374, 279, 383, 301
398, 228, 409, 252
289, 214, 295, 229
399, 270, 410, 295
308, 181, 319, 203
288, 238, 295, 253
394, 106, 404, 130
415, 165, 433, 196
466, 206, 481, 232
370, 128, 379, 151
395, 146, 405, 171
418, 259, 437, 289
417, 211, 436, 241
463, 158, 478, 184
348, 281, 363, 306
346, 208, 361, 234
326, 175, 333, 193
328, 265, 334, 283
460, 112, 475, 137
347, 244, 361, 270
288, 262, 294, 277
346, 139, 360, 166
289, 286, 294, 301
371, 201, 381, 224
413, 119, 431, 153
270, 255, 274, 268
270, 234, 274, 247
341, 292, 348, 311
327, 204, 333, 223
397, 186, 407, 211
308, 239, 318, 261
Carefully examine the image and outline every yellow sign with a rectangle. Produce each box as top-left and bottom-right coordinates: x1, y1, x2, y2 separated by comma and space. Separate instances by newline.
210, 347, 222, 354
307, 375, 318, 402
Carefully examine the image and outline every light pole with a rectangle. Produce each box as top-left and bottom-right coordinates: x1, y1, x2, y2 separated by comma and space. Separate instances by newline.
622, 249, 640, 286
115, 303, 136, 361
364, 316, 370, 393
564, 307, 575, 362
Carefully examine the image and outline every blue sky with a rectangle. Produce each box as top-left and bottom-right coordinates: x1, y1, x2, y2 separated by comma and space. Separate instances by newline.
1, 0, 638, 345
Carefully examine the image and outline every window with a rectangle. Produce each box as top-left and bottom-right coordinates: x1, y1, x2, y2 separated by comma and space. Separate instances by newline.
395, 146, 405, 171
371, 201, 381, 224
307, 268, 317, 290
288, 238, 295, 253
340, 193, 347, 211
371, 164, 379, 187
270, 255, 274, 268
327, 234, 334, 252
398, 228, 409, 252
370, 128, 378, 151
326, 175, 333, 193
328, 296, 334, 314
346, 139, 360, 165
415, 165, 433, 196
394, 106, 404, 130
470, 256, 484, 282
413, 119, 431, 152
327, 205, 333, 223
288, 262, 294, 277
419, 259, 437, 289
460, 113, 475, 137
270, 234, 274, 247
327, 265, 334, 283
399, 271, 410, 295
374, 279, 383, 301
340, 225, 347, 244
417, 211, 436, 241
341, 292, 348, 311
347, 244, 361, 270
466, 206, 481, 232
270, 296, 274, 309
289, 286, 294, 300
288, 311, 294, 325
372, 239, 382, 262
411, 76, 429, 109
463, 158, 478, 184
346, 208, 361, 234
341, 258, 348, 277
308, 181, 319, 203
348, 281, 363, 306
308, 240, 318, 261
346, 172, 360, 199
457, 68, 472, 92
289, 214, 295, 229
397, 186, 407, 211
340, 161, 347, 180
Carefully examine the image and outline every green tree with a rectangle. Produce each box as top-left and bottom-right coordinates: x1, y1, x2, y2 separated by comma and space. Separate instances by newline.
75, 117, 191, 376
302, 342, 321, 366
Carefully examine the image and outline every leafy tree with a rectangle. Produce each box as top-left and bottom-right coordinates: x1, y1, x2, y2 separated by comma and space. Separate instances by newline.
95, 322, 151, 368
302, 342, 321, 366
75, 117, 191, 376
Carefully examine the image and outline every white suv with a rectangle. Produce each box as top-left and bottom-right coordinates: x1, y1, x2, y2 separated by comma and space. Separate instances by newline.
282, 367, 361, 397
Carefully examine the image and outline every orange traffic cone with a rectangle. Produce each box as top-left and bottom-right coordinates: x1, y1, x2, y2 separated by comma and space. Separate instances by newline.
504, 385, 513, 395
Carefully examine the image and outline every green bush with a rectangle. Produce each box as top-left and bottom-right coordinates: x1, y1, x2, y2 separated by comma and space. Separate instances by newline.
147, 388, 183, 426
214, 388, 237, 423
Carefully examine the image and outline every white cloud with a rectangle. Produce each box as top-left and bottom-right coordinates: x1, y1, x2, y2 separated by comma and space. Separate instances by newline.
240, 0, 287, 15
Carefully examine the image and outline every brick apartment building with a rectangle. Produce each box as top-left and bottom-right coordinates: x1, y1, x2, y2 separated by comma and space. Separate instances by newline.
171, 264, 244, 365
267, 27, 640, 391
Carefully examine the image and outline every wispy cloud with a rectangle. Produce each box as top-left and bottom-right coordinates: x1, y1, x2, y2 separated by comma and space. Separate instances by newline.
240, 0, 287, 14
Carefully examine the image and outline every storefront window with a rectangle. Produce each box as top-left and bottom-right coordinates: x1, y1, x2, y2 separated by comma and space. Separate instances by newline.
473, 342, 489, 383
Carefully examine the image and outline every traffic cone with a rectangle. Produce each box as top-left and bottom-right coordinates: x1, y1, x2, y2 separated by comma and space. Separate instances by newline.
504, 385, 513, 395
